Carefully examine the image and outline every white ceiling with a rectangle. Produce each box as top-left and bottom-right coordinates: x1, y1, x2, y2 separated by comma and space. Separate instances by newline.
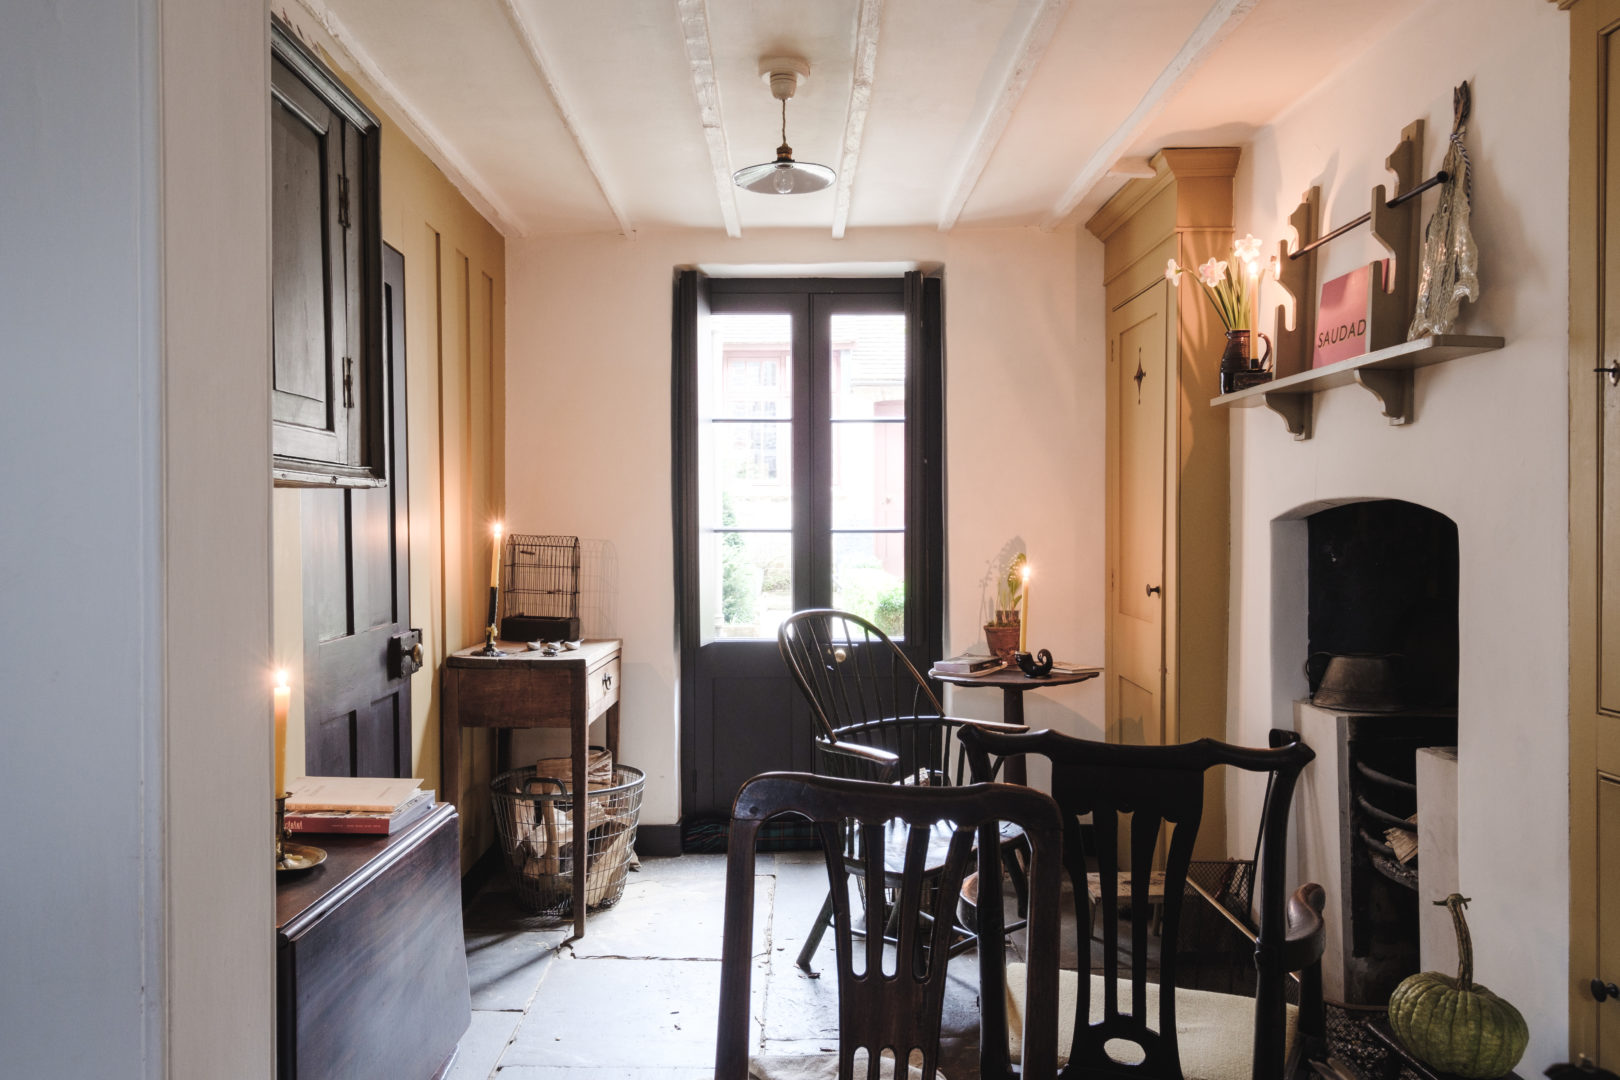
293, 0, 1415, 238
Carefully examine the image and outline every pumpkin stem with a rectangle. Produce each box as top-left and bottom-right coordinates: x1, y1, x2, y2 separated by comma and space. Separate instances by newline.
1434, 893, 1474, 988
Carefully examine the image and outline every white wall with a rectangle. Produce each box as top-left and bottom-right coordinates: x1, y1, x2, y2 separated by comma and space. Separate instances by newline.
506, 226, 1107, 824
1228, 0, 1568, 1064
0, 1, 274, 1076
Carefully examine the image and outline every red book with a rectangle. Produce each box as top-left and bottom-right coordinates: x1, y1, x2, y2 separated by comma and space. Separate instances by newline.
285, 789, 435, 835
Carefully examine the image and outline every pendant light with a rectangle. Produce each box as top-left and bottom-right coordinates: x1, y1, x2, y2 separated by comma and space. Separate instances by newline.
733, 57, 835, 195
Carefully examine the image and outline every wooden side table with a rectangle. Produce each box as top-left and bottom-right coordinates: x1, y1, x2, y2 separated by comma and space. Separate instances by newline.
277, 804, 470, 1080
929, 665, 1101, 783
442, 638, 622, 938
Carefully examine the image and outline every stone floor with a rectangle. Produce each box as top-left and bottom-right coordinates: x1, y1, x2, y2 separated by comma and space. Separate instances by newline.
449, 851, 1017, 1079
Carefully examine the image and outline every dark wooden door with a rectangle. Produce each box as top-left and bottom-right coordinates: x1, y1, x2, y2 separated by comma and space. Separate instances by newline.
303, 245, 413, 777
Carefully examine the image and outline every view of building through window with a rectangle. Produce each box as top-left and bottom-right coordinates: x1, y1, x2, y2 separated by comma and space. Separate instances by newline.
701, 311, 906, 641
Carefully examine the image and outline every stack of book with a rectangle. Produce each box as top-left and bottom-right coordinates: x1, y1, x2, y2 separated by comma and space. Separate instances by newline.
929, 654, 1006, 677
284, 776, 435, 835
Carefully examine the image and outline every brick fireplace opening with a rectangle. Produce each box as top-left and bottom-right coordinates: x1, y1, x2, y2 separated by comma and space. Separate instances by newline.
1284, 499, 1459, 1005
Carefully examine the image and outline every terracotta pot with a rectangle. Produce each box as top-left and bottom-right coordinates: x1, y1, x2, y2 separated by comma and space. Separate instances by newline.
984, 621, 1020, 665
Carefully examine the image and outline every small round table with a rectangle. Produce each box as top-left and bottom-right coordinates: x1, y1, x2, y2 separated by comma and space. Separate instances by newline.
930, 664, 1101, 784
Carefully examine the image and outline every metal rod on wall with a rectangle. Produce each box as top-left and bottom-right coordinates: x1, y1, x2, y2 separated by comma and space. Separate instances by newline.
1288, 170, 1450, 260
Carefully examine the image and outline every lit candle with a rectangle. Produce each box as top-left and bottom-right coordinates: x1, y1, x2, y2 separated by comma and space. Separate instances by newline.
273, 670, 290, 798
1019, 565, 1032, 653
1247, 260, 1261, 362
490, 522, 503, 589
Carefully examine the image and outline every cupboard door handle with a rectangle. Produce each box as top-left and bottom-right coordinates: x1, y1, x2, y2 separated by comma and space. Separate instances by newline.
1146, 584, 1162, 597
1597, 365, 1620, 386
1592, 979, 1620, 1002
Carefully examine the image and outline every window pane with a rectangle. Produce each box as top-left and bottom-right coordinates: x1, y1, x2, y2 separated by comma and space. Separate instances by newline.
708, 421, 791, 529
832, 532, 906, 639
710, 314, 792, 419
829, 314, 905, 420
707, 529, 793, 642
831, 421, 904, 530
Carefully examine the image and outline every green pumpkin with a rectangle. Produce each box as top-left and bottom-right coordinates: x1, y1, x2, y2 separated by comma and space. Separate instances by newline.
1388, 894, 1529, 1079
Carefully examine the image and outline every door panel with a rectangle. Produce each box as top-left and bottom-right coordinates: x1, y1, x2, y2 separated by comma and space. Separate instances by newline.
270, 53, 348, 465
1109, 283, 1168, 745
303, 245, 413, 778
1574, 2, 1620, 1058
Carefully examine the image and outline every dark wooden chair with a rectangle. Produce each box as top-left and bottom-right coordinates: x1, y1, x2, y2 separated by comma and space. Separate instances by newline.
777, 608, 1031, 972
958, 726, 1327, 1080
714, 772, 1066, 1080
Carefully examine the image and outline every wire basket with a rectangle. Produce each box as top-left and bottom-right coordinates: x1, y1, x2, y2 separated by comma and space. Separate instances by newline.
490, 762, 644, 916
499, 534, 580, 640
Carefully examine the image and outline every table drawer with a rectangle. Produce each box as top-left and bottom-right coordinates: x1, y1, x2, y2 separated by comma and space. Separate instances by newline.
587, 655, 620, 720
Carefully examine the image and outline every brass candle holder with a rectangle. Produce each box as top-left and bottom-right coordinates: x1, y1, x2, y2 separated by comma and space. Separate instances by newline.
276, 794, 327, 873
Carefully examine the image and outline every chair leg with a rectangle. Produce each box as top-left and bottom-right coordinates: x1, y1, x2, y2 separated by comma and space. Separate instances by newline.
796, 889, 835, 975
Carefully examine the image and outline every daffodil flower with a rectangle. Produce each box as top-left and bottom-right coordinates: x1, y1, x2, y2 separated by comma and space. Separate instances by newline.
1234, 233, 1263, 263
1165, 258, 1182, 282
1197, 258, 1228, 288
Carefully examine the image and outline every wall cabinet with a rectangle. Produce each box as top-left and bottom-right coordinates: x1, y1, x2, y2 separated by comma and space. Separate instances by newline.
1086, 148, 1236, 856
271, 21, 384, 486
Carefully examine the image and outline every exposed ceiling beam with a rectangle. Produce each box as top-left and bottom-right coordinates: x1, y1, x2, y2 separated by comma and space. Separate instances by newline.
287, 0, 526, 238
496, 0, 636, 239
675, 0, 743, 238
1039, 0, 1259, 231
830, 0, 885, 240
936, 0, 1071, 232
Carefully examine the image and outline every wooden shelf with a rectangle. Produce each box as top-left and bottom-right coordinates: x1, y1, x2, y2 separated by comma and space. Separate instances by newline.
1210, 334, 1505, 439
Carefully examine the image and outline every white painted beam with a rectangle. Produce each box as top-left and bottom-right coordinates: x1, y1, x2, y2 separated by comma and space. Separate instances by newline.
497, 0, 636, 239
1039, 0, 1259, 231
675, 0, 743, 238
937, 0, 1071, 232
288, 0, 527, 238
831, 0, 885, 240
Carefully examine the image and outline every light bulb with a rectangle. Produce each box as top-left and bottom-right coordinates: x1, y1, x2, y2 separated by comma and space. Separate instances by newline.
773, 166, 795, 194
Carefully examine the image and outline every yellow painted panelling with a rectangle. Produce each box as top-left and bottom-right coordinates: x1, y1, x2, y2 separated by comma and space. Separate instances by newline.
267, 11, 505, 871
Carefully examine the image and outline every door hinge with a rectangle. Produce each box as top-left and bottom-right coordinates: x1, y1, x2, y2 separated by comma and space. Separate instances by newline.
337, 174, 351, 230
342, 356, 354, 409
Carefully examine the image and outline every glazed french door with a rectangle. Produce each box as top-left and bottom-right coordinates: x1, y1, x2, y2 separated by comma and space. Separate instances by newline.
675, 273, 944, 821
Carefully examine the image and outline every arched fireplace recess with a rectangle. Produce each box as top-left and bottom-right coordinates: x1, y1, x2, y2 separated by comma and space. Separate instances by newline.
1281, 499, 1460, 1006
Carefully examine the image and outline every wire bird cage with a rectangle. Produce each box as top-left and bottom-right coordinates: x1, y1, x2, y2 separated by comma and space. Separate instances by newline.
499, 534, 581, 641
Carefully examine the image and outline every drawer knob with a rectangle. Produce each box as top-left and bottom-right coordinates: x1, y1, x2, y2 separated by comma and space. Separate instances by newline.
603, 672, 613, 690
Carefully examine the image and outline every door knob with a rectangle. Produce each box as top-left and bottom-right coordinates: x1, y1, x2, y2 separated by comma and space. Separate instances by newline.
410, 643, 424, 666
1591, 978, 1620, 1002
1146, 584, 1162, 597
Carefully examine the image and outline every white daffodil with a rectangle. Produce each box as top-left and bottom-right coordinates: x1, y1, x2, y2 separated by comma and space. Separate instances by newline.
1165, 258, 1182, 282
1197, 258, 1228, 288
1233, 233, 1263, 263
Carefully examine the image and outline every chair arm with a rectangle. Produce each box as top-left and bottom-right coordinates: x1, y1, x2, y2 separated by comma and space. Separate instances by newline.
817, 739, 903, 781
944, 717, 1030, 734
1281, 882, 1327, 973
1186, 879, 1326, 974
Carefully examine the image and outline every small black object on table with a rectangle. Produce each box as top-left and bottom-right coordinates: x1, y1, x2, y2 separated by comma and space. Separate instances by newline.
1364, 1018, 1525, 1080
929, 664, 1101, 784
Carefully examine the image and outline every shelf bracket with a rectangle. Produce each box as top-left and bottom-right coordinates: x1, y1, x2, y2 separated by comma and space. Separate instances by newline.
1261, 393, 1312, 440
1353, 368, 1412, 425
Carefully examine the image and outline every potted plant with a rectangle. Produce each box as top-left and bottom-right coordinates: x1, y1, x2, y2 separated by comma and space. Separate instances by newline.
984, 552, 1025, 664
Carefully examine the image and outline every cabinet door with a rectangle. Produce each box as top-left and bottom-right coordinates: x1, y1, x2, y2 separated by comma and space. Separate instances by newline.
1107, 283, 1169, 746
271, 52, 351, 469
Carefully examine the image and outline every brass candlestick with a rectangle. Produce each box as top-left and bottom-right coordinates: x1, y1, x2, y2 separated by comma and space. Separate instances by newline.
275, 794, 327, 873
275, 794, 288, 867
